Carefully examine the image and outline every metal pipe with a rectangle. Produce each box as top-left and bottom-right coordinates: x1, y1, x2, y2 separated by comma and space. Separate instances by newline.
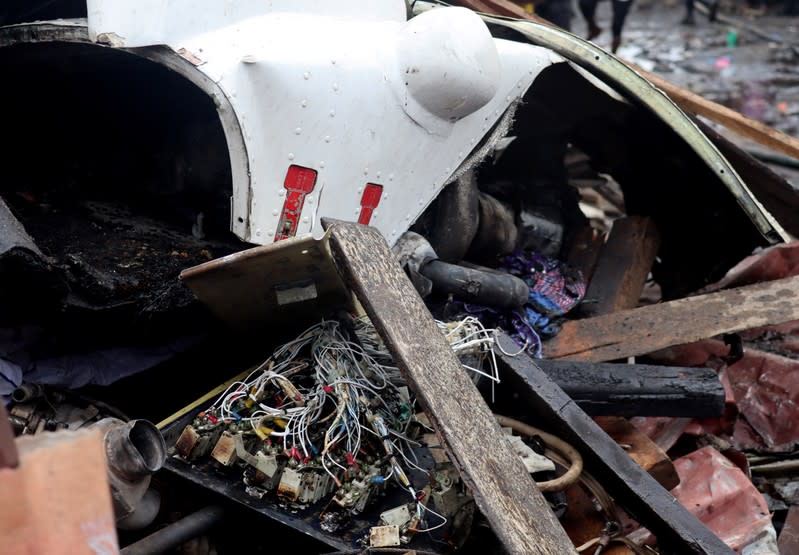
419, 259, 529, 308
120, 505, 225, 555
104, 419, 167, 479
468, 193, 518, 261
11, 383, 43, 403
91, 418, 167, 522
116, 488, 161, 531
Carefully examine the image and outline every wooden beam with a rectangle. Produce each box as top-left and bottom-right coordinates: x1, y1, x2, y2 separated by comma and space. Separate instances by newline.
496, 333, 735, 554
458, 0, 540, 19
323, 219, 577, 555
581, 216, 660, 317
452, 0, 799, 160
536, 359, 725, 417
543, 274, 799, 362
566, 226, 605, 285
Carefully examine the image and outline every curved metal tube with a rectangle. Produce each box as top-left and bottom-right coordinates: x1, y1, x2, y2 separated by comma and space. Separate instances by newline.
467, 193, 518, 262
11, 383, 43, 403
116, 488, 162, 531
420, 259, 529, 308
120, 505, 225, 555
92, 418, 167, 522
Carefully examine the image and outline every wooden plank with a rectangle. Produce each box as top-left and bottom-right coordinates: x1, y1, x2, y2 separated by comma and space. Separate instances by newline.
457, 0, 539, 18
453, 0, 799, 160
543, 274, 799, 362
496, 333, 735, 554
581, 216, 660, 317
536, 359, 725, 418
323, 219, 577, 555
180, 233, 352, 332
595, 417, 679, 490
561, 416, 681, 554
566, 226, 604, 285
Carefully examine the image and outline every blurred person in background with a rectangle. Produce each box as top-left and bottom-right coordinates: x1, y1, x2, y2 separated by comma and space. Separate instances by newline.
681, 0, 718, 24
578, 0, 633, 53
510, 0, 573, 30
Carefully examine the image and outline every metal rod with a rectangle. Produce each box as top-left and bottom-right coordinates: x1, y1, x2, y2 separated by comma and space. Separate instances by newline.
120, 505, 224, 555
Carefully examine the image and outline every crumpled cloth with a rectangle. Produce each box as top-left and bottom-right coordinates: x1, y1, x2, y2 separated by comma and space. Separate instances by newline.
456, 251, 585, 357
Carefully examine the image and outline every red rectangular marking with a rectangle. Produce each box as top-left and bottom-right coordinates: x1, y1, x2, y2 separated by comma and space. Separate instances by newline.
358, 183, 383, 226
275, 165, 317, 242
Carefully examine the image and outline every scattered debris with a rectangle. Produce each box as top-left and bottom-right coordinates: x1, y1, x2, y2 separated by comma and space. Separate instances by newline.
3, 0, 799, 553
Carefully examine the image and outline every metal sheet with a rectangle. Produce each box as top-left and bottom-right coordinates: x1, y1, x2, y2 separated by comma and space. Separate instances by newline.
669, 447, 777, 553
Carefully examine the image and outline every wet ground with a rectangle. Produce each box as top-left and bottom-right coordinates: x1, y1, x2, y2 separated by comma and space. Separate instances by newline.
577, 1, 799, 179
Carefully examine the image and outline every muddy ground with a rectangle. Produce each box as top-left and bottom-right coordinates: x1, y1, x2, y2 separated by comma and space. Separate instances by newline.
575, 1, 799, 180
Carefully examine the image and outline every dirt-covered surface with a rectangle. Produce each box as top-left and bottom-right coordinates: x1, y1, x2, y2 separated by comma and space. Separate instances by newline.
3, 191, 243, 323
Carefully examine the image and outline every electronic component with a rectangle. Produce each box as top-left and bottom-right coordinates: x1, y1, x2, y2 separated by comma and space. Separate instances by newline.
277, 467, 303, 502
369, 525, 400, 548
171, 315, 485, 541
210, 431, 239, 466
379, 504, 413, 528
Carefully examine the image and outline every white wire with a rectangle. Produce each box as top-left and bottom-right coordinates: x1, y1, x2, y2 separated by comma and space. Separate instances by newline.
413, 501, 449, 533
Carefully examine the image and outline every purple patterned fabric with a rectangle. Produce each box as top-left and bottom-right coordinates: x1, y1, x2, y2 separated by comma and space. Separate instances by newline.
456, 252, 585, 357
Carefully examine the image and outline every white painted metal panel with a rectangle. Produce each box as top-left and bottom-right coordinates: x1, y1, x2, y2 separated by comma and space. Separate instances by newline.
86, 1, 557, 245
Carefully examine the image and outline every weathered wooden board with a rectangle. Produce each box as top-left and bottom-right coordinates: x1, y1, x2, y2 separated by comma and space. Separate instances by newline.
180, 232, 353, 332
496, 333, 735, 554
581, 217, 660, 317
454, 0, 535, 18
323, 219, 577, 555
543, 275, 799, 362
566, 226, 605, 285
595, 416, 679, 490
536, 359, 725, 417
